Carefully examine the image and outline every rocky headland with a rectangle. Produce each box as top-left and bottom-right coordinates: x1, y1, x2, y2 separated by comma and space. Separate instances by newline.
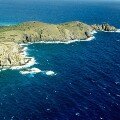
92, 23, 117, 31
0, 42, 31, 69
0, 21, 117, 68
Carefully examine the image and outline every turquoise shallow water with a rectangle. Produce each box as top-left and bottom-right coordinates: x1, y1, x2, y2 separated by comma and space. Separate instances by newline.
0, 1, 120, 120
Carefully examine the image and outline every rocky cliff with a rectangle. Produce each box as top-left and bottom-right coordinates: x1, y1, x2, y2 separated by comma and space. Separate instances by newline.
0, 42, 30, 68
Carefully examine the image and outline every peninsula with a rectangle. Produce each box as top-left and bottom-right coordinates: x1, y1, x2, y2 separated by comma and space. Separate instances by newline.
0, 21, 117, 68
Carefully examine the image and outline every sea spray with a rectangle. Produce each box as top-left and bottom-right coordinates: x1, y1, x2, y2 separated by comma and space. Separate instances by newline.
20, 68, 56, 76
103, 29, 120, 33
33, 36, 95, 45
11, 57, 36, 70
20, 67, 41, 75
45, 71, 56, 76
116, 29, 120, 33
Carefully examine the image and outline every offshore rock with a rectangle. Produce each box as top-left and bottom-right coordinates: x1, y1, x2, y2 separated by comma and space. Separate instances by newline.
92, 23, 117, 31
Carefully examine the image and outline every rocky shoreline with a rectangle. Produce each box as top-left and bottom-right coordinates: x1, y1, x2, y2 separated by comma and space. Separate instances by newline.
92, 23, 117, 32
0, 21, 118, 69
0, 42, 33, 69
0, 21, 117, 43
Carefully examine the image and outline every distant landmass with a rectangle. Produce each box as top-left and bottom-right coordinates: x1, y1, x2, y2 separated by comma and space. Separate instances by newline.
0, 21, 117, 68
0, 21, 117, 43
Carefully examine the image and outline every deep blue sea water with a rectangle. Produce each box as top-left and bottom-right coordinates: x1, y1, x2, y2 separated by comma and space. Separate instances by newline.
0, 0, 120, 120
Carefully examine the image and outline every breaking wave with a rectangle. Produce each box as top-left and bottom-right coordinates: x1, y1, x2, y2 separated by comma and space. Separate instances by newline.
34, 36, 95, 45
11, 57, 36, 70
20, 67, 41, 75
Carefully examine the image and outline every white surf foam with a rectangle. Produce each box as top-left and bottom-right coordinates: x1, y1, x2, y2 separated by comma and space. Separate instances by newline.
20, 67, 41, 75
116, 29, 120, 33
20, 46, 28, 56
11, 44, 36, 70
11, 57, 36, 70
34, 30, 97, 44
19, 42, 33, 46
20, 68, 56, 76
45, 70, 56, 76
104, 31, 114, 33
23, 47, 28, 51
19, 43, 28, 46
91, 30, 97, 34
84, 36, 95, 41
0, 44, 36, 72
34, 36, 95, 45
103, 29, 120, 33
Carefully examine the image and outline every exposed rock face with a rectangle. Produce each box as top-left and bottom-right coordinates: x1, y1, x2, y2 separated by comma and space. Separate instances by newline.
0, 42, 30, 68
85, 31, 92, 38
92, 23, 117, 31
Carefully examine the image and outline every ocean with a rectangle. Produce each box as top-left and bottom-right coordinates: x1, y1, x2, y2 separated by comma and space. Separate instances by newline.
0, 0, 120, 120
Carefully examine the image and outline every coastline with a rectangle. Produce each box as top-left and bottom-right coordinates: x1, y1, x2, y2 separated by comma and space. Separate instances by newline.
10, 28, 120, 71
32, 37, 95, 44
21, 30, 97, 45
18, 29, 120, 45
103, 29, 120, 33
10, 44, 36, 70
0, 34, 94, 72
0, 22, 119, 72
0, 44, 36, 71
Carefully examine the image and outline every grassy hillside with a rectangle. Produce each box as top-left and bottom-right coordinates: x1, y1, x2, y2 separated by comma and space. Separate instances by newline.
0, 21, 93, 43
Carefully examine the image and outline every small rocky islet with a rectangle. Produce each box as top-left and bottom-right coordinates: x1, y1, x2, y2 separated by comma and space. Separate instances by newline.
0, 21, 117, 68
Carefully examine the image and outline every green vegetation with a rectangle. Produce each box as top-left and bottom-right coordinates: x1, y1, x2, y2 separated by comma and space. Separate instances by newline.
0, 21, 93, 43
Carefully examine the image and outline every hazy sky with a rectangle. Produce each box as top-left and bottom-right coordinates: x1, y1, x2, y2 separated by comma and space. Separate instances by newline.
0, 0, 120, 1
0, 0, 120, 3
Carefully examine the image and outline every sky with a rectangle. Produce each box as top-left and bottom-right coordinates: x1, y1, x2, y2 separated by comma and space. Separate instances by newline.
0, 0, 120, 1
0, 0, 120, 4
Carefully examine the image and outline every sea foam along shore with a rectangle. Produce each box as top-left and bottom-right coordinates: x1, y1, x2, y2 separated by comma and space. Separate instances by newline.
0, 43, 36, 72
11, 57, 36, 70
34, 37, 95, 44
20, 68, 56, 76
11, 44, 36, 70
116, 29, 120, 33
32, 30, 97, 45
103, 29, 120, 33
20, 67, 41, 75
